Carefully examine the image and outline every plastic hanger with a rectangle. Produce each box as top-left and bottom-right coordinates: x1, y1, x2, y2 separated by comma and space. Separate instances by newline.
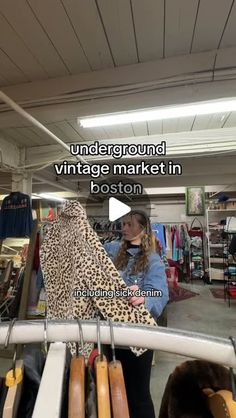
3, 318, 24, 418
32, 342, 66, 418
68, 319, 85, 418
108, 320, 129, 418
95, 317, 111, 418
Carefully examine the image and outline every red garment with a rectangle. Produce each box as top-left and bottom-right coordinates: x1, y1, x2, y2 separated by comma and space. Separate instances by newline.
47, 208, 55, 221
166, 267, 178, 288
88, 349, 99, 368
175, 228, 181, 248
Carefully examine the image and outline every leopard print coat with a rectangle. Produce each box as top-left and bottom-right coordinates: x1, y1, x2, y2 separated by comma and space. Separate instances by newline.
40, 200, 156, 357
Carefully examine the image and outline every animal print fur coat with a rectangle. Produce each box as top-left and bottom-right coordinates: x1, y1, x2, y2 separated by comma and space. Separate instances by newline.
158, 360, 234, 418
40, 200, 156, 357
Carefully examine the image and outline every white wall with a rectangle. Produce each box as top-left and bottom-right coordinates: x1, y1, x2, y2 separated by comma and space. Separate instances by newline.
86, 198, 206, 226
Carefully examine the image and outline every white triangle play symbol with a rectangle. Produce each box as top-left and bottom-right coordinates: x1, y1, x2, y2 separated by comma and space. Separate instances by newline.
109, 197, 131, 222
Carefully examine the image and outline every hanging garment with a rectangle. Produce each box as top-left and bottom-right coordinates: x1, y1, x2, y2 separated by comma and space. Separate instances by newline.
17, 344, 46, 418
151, 224, 166, 255
165, 226, 173, 259
0, 192, 33, 239
40, 201, 156, 357
86, 351, 98, 418
158, 360, 234, 418
27, 270, 40, 315
33, 233, 40, 271
0, 379, 8, 417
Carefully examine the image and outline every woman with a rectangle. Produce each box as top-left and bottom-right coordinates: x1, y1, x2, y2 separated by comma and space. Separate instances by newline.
104, 210, 169, 418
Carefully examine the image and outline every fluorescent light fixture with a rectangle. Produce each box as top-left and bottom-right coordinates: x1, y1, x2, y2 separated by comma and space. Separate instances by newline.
38, 193, 66, 202
79, 98, 236, 128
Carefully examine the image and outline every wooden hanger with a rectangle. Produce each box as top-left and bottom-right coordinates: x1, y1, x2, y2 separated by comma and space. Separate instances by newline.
108, 320, 129, 418
95, 317, 111, 418
203, 389, 236, 418
3, 359, 24, 418
68, 319, 86, 418
95, 355, 111, 418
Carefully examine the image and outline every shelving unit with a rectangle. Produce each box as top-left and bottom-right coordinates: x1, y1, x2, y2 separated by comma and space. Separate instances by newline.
189, 218, 206, 282
223, 232, 236, 306
206, 208, 236, 282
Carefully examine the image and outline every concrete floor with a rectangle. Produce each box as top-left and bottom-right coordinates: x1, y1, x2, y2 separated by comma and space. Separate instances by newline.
150, 282, 236, 416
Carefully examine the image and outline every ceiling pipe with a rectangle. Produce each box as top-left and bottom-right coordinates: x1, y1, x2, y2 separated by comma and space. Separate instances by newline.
0, 90, 87, 164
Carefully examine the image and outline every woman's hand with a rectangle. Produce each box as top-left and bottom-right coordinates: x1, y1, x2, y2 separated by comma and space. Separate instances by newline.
128, 284, 145, 306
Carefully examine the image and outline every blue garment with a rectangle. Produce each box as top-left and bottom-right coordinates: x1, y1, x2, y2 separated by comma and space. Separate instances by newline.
36, 266, 44, 290
151, 223, 166, 255
0, 192, 33, 238
104, 241, 169, 320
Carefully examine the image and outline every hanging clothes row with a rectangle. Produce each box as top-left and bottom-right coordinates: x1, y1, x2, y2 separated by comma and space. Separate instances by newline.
88, 217, 122, 233
151, 223, 190, 262
0, 320, 235, 418
0, 319, 130, 418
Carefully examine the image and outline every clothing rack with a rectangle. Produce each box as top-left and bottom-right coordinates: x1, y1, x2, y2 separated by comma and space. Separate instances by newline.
0, 319, 235, 368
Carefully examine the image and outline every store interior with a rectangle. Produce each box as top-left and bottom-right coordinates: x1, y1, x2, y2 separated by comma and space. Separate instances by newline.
0, 1, 236, 416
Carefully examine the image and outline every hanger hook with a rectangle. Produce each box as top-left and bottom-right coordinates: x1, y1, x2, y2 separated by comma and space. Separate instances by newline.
109, 320, 116, 363
44, 318, 48, 354
78, 319, 84, 351
4, 318, 17, 349
12, 345, 17, 380
97, 316, 102, 361
76, 319, 84, 356
229, 336, 236, 401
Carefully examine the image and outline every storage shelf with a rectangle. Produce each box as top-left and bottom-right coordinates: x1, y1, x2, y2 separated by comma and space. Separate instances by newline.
209, 243, 224, 248
207, 208, 236, 298
210, 258, 224, 263
207, 209, 236, 212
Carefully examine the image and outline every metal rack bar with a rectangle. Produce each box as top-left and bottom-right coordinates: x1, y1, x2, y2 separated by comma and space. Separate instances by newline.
0, 320, 235, 368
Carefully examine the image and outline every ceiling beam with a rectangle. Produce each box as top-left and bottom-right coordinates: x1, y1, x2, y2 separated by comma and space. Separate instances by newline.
33, 173, 78, 193
0, 48, 217, 103
25, 127, 236, 167
1, 46, 236, 105
1, 76, 236, 129
0, 135, 20, 169
1, 47, 236, 129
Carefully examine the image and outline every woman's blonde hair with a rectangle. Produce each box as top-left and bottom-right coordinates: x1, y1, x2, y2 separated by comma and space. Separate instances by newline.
114, 210, 154, 273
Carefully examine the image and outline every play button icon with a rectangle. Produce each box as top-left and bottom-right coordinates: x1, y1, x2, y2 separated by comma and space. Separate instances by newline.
109, 197, 131, 222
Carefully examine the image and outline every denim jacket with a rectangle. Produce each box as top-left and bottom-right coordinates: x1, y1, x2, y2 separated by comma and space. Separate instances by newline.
104, 241, 169, 321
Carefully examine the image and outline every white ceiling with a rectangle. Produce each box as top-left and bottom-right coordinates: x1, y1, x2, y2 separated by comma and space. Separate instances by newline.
0, 112, 235, 148
0, 0, 236, 85
0, 0, 236, 196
